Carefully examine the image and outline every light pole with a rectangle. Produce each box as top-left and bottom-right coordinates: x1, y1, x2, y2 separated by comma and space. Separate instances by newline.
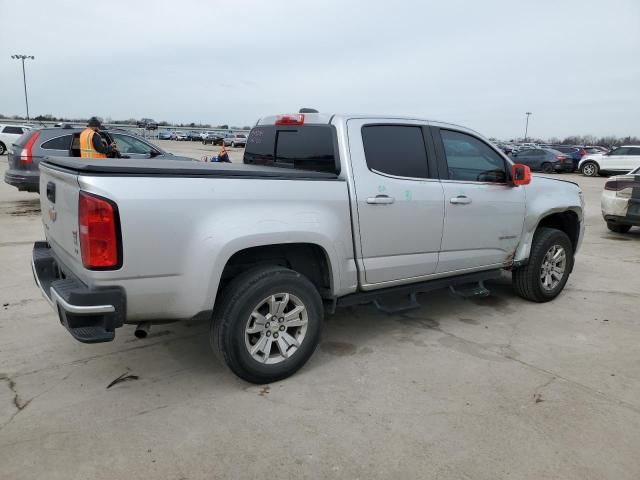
11, 54, 35, 121
524, 111, 532, 142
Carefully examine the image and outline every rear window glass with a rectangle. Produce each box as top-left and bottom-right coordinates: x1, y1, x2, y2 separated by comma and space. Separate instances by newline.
41, 135, 72, 150
244, 125, 338, 173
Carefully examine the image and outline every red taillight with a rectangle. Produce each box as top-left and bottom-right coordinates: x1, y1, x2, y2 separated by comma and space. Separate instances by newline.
20, 131, 40, 164
275, 114, 305, 125
79, 192, 120, 269
557, 155, 568, 162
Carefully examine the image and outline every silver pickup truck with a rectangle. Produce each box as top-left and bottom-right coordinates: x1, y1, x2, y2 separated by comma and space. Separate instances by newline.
32, 113, 584, 383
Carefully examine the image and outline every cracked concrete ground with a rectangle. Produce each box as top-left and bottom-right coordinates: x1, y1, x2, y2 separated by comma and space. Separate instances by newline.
1, 149, 639, 479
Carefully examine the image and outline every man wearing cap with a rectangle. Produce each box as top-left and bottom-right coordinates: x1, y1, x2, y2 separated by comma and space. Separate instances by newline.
79, 117, 118, 159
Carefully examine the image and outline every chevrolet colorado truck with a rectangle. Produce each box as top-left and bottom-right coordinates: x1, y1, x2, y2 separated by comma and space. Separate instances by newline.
32, 113, 585, 383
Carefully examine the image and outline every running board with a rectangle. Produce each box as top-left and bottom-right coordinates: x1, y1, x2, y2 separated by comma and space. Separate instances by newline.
334, 269, 502, 313
449, 281, 490, 298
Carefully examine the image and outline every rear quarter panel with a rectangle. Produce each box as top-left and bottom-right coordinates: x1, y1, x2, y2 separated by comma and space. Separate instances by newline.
75, 175, 357, 322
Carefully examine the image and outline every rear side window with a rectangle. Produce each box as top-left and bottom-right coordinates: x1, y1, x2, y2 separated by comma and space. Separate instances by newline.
244, 125, 338, 173
41, 135, 72, 150
629, 148, 640, 155
361, 125, 429, 178
2, 126, 24, 134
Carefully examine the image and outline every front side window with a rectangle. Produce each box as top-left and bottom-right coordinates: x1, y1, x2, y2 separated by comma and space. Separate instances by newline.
361, 125, 429, 178
628, 148, 640, 155
113, 134, 153, 154
41, 135, 72, 150
441, 129, 507, 183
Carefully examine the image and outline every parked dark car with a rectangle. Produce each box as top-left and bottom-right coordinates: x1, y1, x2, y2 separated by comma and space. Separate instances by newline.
158, 130, 173, 140
187, 131, 202, 141
548, 145, 586, 171
202, 132, 224, 145
510, 148, 573, 173
137, 118, 158, 130
4, 127, 194, 192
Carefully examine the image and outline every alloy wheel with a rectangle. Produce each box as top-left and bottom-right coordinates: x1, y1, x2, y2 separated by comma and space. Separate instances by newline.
244, 293, 308, 364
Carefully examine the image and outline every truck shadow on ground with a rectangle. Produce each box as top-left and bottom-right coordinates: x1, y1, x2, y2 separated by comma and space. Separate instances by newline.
107, 274, 524, 388
0, 199, 41, 217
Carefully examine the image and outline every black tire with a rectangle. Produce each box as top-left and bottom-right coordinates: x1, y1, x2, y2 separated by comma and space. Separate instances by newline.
541, 162, 554, 174
512, 227, 574, 302
231, 142, 235, 148
0, 142, 5, 155
581, 161, 599, 177
211, 266, 323, 384
607, 222, 631, 233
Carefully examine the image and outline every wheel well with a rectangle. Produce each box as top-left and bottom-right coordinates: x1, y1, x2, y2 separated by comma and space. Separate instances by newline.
537, 211, 580, 251
220, 243, 332, 297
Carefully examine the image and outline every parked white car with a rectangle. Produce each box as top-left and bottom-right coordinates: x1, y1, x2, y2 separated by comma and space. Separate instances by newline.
601, 166, 640, 233
579, 146, 640, 177
0, 124, 31, 155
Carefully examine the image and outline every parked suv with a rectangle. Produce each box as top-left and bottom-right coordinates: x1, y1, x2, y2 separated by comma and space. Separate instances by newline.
223, 133, 248, 147
579, 146, 640, 177
0, 124, 31, 155
510, 148, 573, 173
4, 127, 194, 192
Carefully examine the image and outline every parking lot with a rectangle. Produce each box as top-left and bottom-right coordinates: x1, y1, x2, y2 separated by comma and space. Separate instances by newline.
1, 148, 639, 479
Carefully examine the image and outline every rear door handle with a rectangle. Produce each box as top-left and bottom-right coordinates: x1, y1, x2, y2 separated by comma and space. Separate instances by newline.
450, 195, 472, 205
367, 195, 395, 205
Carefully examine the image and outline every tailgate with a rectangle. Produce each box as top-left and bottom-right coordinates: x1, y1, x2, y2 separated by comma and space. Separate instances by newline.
39, 162, 84, 273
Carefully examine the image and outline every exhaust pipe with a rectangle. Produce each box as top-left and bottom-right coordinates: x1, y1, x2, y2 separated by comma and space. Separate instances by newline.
134, 322, 151, 339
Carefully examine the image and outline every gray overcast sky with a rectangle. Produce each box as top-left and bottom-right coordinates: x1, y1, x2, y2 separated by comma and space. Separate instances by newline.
1, 0, 639, 139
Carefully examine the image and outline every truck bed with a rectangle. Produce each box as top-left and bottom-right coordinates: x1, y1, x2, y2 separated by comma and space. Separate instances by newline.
40, 157, 339, 180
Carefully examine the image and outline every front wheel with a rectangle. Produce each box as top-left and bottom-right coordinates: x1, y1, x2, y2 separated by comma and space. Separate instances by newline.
0, 142, 5, 155
231, 142, 235, 148
512, 227, 574, 302
607, 222, 631, 233
581, 161, 599, 177
211, 266, 323, 384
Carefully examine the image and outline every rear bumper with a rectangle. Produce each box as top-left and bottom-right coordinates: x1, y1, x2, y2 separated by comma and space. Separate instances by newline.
32, 241, 126, 343
4, 170, 39, 192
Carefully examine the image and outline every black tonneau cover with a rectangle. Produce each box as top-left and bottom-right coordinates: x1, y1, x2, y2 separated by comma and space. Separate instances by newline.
40, 156, 339, 180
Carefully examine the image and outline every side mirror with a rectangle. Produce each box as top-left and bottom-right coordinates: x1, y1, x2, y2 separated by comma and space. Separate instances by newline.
149, 150, 160, 158
512, 164, 531, 186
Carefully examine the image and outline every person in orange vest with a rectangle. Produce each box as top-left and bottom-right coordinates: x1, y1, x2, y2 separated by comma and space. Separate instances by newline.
79, 117, 118, 159
214, 144, 231, 163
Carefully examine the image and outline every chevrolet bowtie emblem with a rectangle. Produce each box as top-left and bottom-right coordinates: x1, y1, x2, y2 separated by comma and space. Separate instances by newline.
48, 206, 57, 222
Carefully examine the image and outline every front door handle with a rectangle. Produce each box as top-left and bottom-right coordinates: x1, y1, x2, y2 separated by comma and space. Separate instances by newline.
367, 195, 395, 205
450, 195, 472, 205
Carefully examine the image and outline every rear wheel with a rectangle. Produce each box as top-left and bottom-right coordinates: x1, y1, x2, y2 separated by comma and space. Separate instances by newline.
541, 162, 554, 174
231, 142, 236, 148
211, 266, 323, 384
607, 222, 631, 233
512, 227, 574, 302
0, 142, 5, 155
581, 161, 599, 177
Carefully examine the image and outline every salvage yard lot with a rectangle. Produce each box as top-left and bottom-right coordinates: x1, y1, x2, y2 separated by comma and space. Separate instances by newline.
1, 152, 639, 479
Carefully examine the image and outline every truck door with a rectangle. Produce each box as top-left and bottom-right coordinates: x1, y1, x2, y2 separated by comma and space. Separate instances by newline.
346, 119, 445, 286
432, 127, 525, 273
